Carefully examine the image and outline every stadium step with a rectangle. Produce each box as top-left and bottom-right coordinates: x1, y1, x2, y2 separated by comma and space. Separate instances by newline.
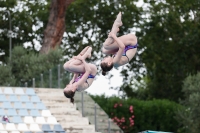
36, 88, 101, 133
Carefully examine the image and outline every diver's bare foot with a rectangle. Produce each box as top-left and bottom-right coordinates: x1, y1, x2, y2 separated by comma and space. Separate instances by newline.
114, 12, 123, 27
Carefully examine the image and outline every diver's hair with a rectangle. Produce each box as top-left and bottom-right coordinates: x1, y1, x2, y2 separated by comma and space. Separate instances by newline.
102, 71, 107, 76
100, 62, 114, 76
63, 90, 75, 104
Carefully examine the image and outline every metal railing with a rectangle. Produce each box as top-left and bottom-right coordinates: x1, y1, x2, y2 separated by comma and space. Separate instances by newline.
74, 91, 124, 133
18, 64, 70, 89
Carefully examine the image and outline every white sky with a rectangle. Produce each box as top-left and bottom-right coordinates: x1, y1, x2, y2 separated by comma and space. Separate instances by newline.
85, 66, 123, 97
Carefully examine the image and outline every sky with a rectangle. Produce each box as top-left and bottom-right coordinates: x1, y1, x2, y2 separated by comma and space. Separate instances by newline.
85, 66, 123, 97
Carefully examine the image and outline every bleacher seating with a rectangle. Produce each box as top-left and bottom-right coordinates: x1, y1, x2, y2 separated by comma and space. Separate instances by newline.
47, 116, 59, 124
2, 101, 13, 108
0, 87, 66, 133
0, 94, 7, 101
25, 88, 36, 95
24, 102, 35, 110
35, 116, 46, 124
53, 124, 66, 132
5, 123, 17, 131
0, 131, 8, 133
24, 116, 35, 124
18, 109, 29, 116
14, 88, 25, 95
17, 123, 29, 131
11, 131, 20, 133
19, 95, 30, 102
8, 95, 19, 102
7, 108, 18, 116
31, 95, 41, 102
41, 124, 54, 132
0, 108, 5, 116
0, 123, 4, 130
12, 116, 23, 124
4, 87, 14, 94
30, 123, 42, 132
13, 102, 23, 109
41, 110, 52, 117
36, 102, 46, 110
30, 109, 41, 117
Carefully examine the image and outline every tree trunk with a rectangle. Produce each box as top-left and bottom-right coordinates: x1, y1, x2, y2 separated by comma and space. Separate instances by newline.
40, 0, 74, 54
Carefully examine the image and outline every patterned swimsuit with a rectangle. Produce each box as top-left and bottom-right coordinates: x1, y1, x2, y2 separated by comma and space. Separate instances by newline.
73, 73, 95, 91
112, 43, 138, 68
120, 43, 138, 61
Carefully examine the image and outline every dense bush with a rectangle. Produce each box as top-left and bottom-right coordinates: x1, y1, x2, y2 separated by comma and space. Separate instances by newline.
91, 95, 182, 133
0, 65, 16, 86
0, 46, 70, 88
175, 72, 200, 133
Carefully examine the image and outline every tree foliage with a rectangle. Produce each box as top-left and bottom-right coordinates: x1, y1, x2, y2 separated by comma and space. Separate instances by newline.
0, 65, 15, 86
64, 0, 142, 61
131, 0, 200, 101
0, 0, 50, 62
0, 46, 68, 87
175, 72, 200, 133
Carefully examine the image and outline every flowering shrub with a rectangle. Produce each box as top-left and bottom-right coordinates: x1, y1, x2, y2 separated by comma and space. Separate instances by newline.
111, 103, 135, 132
91, 95, 182, 133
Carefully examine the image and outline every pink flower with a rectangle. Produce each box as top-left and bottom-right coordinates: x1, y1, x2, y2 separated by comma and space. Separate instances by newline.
114, 103, 118, 108
130, 110, 133, 113
117, 119, 121, 122
121, 119, 125, 123
129, 105, 133, 110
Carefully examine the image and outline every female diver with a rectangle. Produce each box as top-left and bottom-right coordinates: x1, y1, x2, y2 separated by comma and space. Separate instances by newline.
101, 12, 138, 76
63, 47, 97, 103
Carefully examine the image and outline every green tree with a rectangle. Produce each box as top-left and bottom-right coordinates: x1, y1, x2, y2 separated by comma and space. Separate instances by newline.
132, 0, 200, 101
0, 65, 16, 86
0, 0, 50, 62
176, 72, 200, 133
64, 0, 142, 60
1, 45, 69, 87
